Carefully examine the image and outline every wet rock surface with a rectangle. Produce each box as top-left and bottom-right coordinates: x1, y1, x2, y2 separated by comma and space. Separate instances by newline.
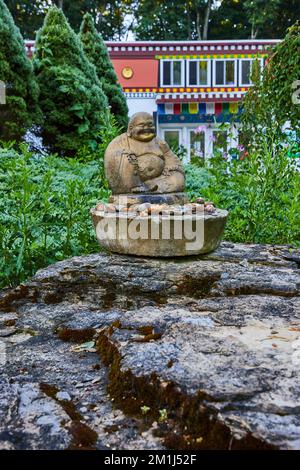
0, 242, 300, 450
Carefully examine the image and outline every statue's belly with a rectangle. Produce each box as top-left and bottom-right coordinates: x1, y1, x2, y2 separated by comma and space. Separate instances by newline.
137, 154, 164, 181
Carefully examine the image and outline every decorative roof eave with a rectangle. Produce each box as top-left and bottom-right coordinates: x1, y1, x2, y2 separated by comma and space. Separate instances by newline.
156, 53, 268, 59
155, 95, 245, 103
106, 40, 280, 57
24, 39, 279, 59
105, 39, 280, 49
106, 39, 280, 44
123, 90, 247, 103
123, 87, 250, 93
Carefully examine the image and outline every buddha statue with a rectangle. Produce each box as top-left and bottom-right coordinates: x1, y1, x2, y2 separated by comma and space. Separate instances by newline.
92, 111, 228, 256
104, 112, 185, 197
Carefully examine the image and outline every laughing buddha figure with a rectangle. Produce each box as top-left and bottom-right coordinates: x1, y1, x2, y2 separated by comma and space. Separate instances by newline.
104, 112, 185, 195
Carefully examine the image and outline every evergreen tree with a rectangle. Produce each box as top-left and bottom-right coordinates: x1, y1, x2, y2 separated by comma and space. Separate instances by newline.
0, 0, 40, 141
34, 6, 108, 156
79, 13, 128, 130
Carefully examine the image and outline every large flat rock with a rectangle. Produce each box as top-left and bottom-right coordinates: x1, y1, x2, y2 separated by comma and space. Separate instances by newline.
0, 242, 299, 450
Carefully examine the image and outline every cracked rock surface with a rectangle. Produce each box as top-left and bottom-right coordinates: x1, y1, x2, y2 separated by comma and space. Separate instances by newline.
0, 242, 299, 450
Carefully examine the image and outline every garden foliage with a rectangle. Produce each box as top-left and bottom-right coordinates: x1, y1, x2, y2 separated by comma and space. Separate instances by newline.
197, 142, 300, 246
0, 143, 110, 289
242, 21, 300, 141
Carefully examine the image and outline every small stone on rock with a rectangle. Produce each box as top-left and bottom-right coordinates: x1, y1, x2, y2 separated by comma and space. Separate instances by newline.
56, 391, 71, 402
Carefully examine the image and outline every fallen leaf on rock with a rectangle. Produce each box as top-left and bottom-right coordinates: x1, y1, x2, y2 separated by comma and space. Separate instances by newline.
0, 327, 17, 337
91, 378, 101, 384
265, 335, 290, 342
75, 383, 87, 388
71, 341, 96, 352
7, 333, 33, 344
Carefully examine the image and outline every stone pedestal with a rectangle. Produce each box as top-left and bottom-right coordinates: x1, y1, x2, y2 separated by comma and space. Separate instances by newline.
90, 206, 228, 257
109, 192, 189, 206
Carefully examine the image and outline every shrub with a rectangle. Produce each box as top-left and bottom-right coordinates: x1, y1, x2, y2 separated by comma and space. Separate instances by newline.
184, 164, 213, 201
79, 13, 128, 131
0, 143, 110, 288
199, 142, 300, 245
242, 21, 300, 143
33, 6, 108, 156
0, 0, 40, 141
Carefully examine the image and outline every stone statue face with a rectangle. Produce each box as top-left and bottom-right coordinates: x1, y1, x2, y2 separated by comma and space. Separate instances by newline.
128, 113, 156, 142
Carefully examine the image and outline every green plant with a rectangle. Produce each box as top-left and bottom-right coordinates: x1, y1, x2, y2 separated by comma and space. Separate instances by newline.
0, 0, 41, 141
140, 405, 151, 415
76, 112, 121, 194
200, 138, 300, 245
184, 163, 213, 201
0, 144, 110, 289
190, 155, 205, 167
158, 409, 168, 422
242, 21, 300, 145
169, 144, 188, 163
79, 13, 129, 131
33, 6, 108, 156
222, 21, 300, 245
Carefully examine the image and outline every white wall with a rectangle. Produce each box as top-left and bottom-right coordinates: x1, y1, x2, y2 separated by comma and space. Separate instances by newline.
126, 98, 157, 117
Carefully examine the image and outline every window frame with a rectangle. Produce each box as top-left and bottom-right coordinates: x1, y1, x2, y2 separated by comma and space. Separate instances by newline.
239, 58, 264, 87
162, 128, 183, 149
187, 59, 211, 87
213, 58, 238, 87
189, 128, 206, 160
160, 59, 185, 87
212, 129, 230, 155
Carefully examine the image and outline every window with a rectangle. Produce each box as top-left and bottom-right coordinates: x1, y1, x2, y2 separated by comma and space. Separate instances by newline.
190, 130, 205, 160
239, 59, 263, 86
163, 62, 171, 85
163, 130, 181, 150
161, 60, 184, 87
241, 60, 251, 85
214, 60, 236, 86
188, 60, 210, 86
213, 130, 228, 154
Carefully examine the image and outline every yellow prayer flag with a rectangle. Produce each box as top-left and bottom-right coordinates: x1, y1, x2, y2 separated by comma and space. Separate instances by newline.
229, 102, 239, 114
189, 103, 198, 114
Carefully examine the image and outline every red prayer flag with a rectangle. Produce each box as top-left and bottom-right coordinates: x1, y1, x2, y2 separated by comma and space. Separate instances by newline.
215, 103, 222, 115
174, 103, 181, 114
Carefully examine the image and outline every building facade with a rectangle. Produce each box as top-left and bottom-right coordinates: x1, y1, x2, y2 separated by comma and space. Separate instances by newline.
25, 39, 279, 162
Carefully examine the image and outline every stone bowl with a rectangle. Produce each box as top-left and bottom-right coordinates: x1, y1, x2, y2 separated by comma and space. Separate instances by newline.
90, 205, 228, 257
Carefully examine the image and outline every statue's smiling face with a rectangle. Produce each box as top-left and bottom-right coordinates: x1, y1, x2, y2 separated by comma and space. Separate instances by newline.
130, 116, 156, 142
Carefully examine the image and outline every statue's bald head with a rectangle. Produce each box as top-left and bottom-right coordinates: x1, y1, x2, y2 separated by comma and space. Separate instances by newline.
127, 112, 156, 142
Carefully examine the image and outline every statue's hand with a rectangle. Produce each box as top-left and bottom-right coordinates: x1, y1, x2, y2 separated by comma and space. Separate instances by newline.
146, 182, 159, 192
122, 151, 138, 164
131, 184, 148, 193
132, 182, 158, 193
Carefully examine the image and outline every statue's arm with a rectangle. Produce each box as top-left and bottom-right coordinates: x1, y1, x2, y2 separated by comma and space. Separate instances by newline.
158, 139, 185, 176
143, 139, 185, 193
104, 136, 144, 194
